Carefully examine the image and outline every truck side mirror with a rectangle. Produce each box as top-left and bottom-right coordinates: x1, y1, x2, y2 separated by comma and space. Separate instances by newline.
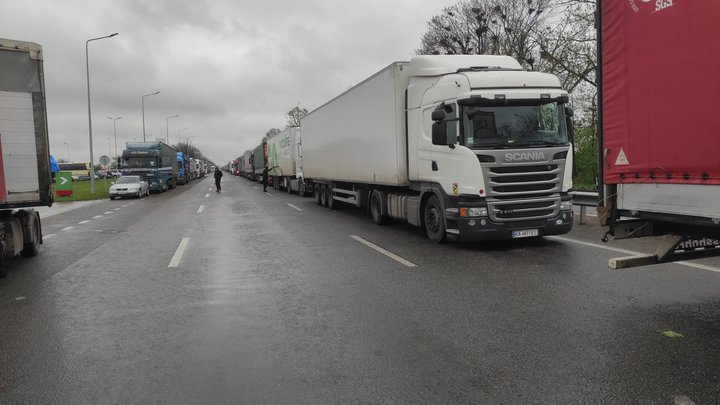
432, 121, 448, 145
431, 109, 446, 121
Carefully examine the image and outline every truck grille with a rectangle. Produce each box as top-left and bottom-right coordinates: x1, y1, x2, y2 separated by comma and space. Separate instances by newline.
478, 148, 568, 223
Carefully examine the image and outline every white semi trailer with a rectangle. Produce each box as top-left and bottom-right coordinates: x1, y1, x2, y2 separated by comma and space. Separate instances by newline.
0, 38, 52, 277
301, 55, 575, 242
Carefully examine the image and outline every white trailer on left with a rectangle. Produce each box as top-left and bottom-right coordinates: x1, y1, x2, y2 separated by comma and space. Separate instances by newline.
0, 38, 52, 278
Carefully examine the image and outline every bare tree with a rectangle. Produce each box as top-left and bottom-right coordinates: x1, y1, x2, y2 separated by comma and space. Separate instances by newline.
286, 106, 309, 128
417, 0, 551, 69
265, 128, 281, 138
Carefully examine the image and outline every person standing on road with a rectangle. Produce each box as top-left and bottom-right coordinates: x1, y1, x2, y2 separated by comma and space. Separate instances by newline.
214, 167, 223, 192
262, 166, 269, 192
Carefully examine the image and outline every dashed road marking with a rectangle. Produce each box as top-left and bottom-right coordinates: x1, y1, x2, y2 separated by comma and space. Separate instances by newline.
122, 205, 129, 207
287, 203, 303, 211
44, 234, 56, 239
104, 211, 112, 215
197, 205, 205, 213
60, 226, 74, 232
92, 215, 103, 219
168, 237, 190, 268
350, 235, 416, 268
78, 220, 90, 225
548, 235, 720, 273
265, 192, 272, 196
205, 194, 210, 198
114, 208, 121, 211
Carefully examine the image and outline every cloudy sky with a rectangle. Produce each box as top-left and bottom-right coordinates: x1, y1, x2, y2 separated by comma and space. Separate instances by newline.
2, 0, 458, 165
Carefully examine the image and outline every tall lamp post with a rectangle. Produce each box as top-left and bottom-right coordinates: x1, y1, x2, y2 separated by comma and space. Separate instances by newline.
142, 91, 160, 142
63, 142, 70, 162
106, 116, 121, 159
86, 32, 118, 194
166, 114, 180, 144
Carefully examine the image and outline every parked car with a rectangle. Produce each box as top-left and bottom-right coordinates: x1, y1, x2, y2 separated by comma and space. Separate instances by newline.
147, 177, 167, 193
108, 176, 150, 200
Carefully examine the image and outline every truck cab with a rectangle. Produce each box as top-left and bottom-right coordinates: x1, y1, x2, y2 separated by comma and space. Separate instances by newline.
411, 56, 574, 241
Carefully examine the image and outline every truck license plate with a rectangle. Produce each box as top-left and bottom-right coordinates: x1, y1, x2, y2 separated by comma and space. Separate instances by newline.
512, 229, 539, 238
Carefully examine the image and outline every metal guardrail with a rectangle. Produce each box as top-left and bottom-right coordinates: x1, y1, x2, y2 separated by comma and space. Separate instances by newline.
570, 191, 599, 225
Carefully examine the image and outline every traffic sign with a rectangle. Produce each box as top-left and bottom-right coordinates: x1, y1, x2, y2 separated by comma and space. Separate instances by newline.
99, 155, 110, 165
55, 171, 73, 197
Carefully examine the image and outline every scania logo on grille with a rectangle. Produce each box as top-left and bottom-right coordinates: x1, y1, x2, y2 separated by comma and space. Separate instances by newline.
504, 152, 545, 162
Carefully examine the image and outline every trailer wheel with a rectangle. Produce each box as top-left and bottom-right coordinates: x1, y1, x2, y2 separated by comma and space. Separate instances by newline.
320, 184, 328, 207
326, 185, 337, 210
370, 191, 386, 225
423, 195, 446, 243
21, 212, 41, 257
314, 184, 322, 205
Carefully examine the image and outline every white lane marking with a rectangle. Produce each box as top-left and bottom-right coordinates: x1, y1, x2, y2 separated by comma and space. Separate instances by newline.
60, 226, 74, 232
265, 192, 272, 196
209, 188, 213, 191
114, 208, 121, 211
205, 194, 210, 198
350, 235, 417, 268
253, 187, 258, 189
287, 203, 303, 211
92, 215, 103, 219
122, 205, 129, 207
44, 234, 56, 239
548, 235, 720, 273
78, 220, 90, 225
197, 205, 205, 213
168, 237, 190, 268
104, 211, 112, 215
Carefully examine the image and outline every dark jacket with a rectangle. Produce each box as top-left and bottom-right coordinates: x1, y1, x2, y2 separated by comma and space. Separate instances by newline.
214, 169, 223, 180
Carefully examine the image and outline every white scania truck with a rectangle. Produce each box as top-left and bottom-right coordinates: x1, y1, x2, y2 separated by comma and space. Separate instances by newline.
301, 55, 574, 242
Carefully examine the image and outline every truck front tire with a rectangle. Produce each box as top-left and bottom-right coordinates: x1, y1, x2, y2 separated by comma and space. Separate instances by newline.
423, 195, 446, 243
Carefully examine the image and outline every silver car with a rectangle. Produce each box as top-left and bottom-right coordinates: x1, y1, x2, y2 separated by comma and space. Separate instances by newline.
108, 176, 150, 200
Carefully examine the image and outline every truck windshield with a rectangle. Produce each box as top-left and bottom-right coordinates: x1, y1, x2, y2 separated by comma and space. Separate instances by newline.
123, 157, 157, 169
461, 103, 568, 148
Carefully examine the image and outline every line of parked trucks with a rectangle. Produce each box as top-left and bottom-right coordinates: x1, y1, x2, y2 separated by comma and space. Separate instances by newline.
2, 0, 719, 276
226, 0, 720, 267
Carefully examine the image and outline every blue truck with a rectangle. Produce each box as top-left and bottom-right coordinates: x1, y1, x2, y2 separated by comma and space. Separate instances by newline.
119, 142, 178, 192
176, 151, 190, 185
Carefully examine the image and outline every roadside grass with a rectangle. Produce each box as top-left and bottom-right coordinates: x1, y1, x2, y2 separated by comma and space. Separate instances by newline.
54, 178, 114, 201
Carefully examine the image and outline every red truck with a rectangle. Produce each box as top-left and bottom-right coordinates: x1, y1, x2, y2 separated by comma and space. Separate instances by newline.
598, 0, 720, 268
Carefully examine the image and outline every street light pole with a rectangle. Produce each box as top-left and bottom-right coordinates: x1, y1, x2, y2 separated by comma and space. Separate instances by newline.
63, 142, 70, 162
166, 114, 180, 144
86, 32, 118, 194
107, 116, 122, 159
142, 91, 160, 142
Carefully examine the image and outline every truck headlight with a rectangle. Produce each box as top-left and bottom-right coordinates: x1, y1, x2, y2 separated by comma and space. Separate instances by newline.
459, 207, 488, 217
560, 200, 573, 211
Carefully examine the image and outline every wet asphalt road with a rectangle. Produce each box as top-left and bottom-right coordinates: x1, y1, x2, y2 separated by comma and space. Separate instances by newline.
1, 176, 719, 404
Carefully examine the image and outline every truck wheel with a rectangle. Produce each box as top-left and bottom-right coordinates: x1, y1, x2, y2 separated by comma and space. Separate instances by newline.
326, 185, 337, 210
320, 184, 328, 207
299, 181, 306, 196
314, 185, 322, 205
21, 212, 41, 257
423, 195, 446, 243
370, 191, 385, 225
